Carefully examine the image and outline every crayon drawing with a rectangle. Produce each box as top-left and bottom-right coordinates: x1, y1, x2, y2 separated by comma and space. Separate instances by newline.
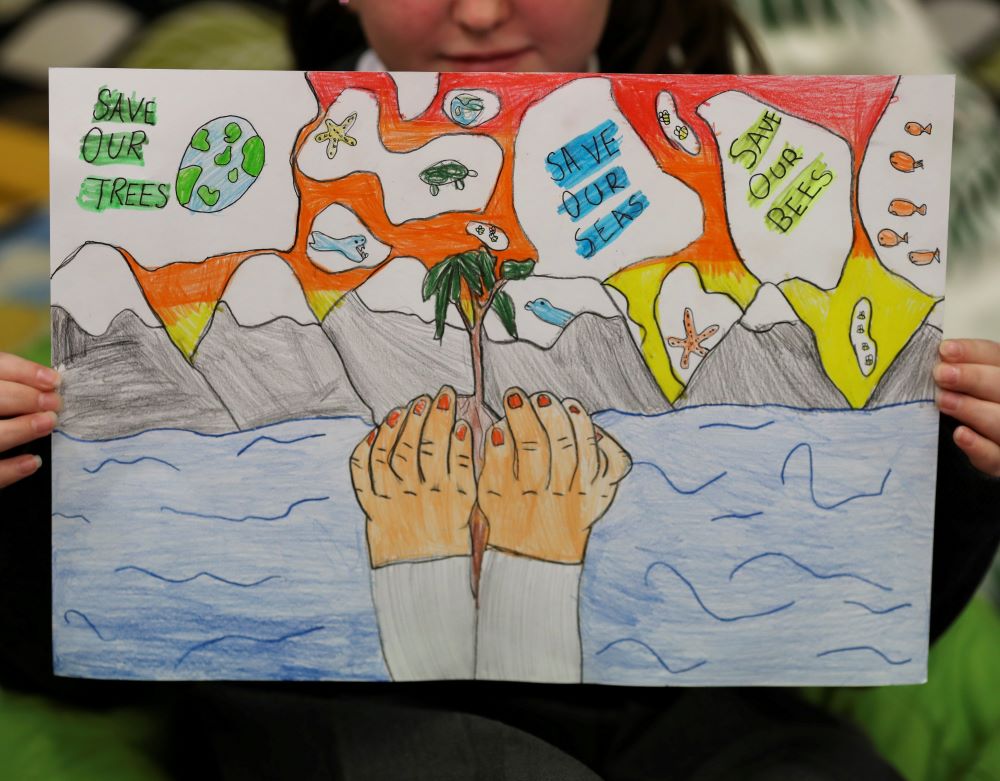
49, 69, 953, 684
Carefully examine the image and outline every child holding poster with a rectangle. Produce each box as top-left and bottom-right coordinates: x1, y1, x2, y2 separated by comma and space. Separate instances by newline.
2, 1, 998, 778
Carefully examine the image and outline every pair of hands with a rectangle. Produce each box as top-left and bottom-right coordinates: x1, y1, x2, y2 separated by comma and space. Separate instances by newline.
350, 385, 632, 567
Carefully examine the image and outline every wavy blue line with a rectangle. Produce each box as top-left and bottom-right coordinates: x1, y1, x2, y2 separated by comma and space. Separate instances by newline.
174, 625, 325, 668
53, 512, 92, 524
780, 442, 892, 510
591, 398, 933, 421
632, 461, 727, 495
54, 413, 371, 443
114, 565, 281, 588
711, 511, 763, 522
160, 496, 329, 523
595, 638, 707, 674
644, 561, 795, 622
236, 433, 326, 457
84, 456, 179, 474
816, 646, 911, 665
843, 600, 912, 615
699, 420, 775, 431
729, 552, 892, 592
63, 610, 109, 640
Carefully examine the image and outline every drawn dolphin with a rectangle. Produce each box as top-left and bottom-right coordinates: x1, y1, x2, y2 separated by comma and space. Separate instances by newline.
524, 298, 575, 328
308, 231, 369, 263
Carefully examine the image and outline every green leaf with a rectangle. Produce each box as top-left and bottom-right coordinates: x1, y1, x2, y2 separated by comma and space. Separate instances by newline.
456, 252, 484, 297
433, 287, 449, 340
492, 290, 517, 339
448, 263, 463, 303
477, 248, 497, 289
501, 259, 536, 281
422, 259, 452, 301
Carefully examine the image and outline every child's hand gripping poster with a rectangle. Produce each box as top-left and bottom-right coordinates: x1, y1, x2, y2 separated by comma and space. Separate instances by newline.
49, 69, 954, 684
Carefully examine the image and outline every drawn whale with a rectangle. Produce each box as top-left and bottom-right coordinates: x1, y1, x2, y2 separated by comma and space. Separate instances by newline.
525, 298, 575, 328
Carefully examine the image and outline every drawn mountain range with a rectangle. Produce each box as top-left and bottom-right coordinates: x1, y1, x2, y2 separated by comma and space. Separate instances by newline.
676, 283, 939, 410
50, 246, 671, 437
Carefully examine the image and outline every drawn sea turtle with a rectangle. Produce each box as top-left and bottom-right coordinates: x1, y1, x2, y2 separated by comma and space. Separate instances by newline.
420, 159, 478, 196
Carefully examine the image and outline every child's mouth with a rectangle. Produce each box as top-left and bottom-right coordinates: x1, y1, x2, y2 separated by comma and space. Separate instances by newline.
441, 46, 532, 71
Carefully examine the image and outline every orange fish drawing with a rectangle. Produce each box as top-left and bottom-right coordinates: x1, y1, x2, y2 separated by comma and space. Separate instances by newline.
878, 229, 908, 247
890, 151, 923, 172
888, 199, 927, 217
908, 248, 941, 266
905, 122, 932, 136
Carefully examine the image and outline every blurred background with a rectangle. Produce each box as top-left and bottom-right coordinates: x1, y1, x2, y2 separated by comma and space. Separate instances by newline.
0, 1, 997, 779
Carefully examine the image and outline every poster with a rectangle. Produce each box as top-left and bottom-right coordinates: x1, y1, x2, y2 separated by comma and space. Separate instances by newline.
49, 68, 953, 683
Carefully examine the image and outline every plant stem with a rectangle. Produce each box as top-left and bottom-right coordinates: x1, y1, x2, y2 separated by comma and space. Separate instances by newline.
465, 278, 506, 601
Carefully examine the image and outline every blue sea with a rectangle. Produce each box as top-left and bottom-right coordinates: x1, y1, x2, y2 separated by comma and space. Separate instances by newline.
52, 402, 938, 684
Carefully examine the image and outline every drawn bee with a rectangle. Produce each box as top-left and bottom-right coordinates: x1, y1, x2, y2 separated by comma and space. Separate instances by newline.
674, 125, 689, 141
658, 110, 671, 125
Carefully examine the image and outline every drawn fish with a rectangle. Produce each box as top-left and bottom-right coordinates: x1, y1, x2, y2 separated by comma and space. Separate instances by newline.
878, 229, 908, 247
888, 199, 927, 217
905, 122, 932, 136
524, 298, 574, 328
908, 248, 940, 266
308, 231, 369, 262
890, 151, 923, 172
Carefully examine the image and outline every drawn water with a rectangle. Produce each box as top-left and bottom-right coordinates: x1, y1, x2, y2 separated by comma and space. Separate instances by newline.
52, 402, 937, 684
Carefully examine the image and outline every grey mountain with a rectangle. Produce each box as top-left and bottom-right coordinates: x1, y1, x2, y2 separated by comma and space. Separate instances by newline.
676, 322, 849, 409
193, 302, 370, 429
52, 291, 670, 437
321, 293, 475, 422
865, 324, 939, 408
51, 306, 237, 438
483, 313, 670, 415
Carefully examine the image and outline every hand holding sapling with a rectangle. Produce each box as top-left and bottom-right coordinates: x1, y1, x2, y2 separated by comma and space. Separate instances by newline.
351, 386, 476, 567
478, 389, 632, 564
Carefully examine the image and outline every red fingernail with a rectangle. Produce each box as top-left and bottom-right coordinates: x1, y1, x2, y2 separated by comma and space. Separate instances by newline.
538, 394, 551, 407
387, 410, 400, 427
508, 393, 522, 409
569, 404, 581, 414
492, 428, 504, 446
437, 394, 450, 411
367, 429, 376, 445
414, 400, 426, 415
456, 425, 467, 441
596, 430, 604, 441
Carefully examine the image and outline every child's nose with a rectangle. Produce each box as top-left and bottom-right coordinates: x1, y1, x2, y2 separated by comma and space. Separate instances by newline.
452, 0, 511, 33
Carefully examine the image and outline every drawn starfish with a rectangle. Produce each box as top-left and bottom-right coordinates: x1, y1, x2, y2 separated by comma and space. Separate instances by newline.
314, 112, 357, 159
665, 307, 719, 370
